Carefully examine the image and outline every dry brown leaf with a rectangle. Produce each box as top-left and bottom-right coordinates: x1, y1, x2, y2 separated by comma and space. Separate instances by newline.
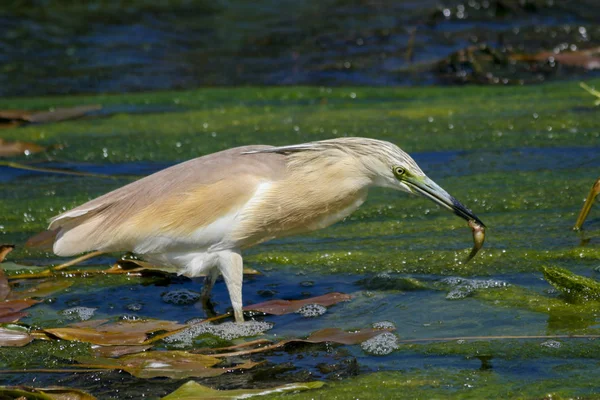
243, 292, 352, 315
206, 327, 395, 358
8, 279, 73, 300
0, 139, 46, 157
305, 327, 394, 345
0, 245, 15, 263
43, 327, 149, 345
67, 319, 110, 329
0, 386, 97, 400
0, 105, 101, 125
0, 299, 39, 319
161, 380, 324, 400
0, 311, 28, 323
77, 351, 260, 379
94, 319, 186, 334
92, 344, 153, 358
512, 48, 600, 70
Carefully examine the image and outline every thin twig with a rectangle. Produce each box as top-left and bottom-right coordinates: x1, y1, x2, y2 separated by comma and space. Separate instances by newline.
0, 368, 102, 374
52, 250, 106, 271
0, 161, 114, 178
398, 334, 600, 343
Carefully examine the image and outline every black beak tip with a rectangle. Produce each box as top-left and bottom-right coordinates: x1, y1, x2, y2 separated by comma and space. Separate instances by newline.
452, 198, 485, 227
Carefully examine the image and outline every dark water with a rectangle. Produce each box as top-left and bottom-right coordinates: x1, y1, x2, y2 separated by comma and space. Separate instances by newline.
2, 0, 600, 96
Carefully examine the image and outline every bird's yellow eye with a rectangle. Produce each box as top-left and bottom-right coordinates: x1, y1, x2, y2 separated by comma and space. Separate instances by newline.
393, 166, 405, 177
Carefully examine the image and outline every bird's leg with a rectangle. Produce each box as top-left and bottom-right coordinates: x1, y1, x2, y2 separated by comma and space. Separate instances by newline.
218, 250, 244, 323
201, 268, 220, 318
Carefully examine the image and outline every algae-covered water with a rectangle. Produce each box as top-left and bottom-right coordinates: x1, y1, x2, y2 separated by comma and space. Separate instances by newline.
0, 81, 599, 398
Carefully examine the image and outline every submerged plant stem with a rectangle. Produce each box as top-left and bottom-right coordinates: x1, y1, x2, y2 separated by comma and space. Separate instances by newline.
574, 177, 600, 230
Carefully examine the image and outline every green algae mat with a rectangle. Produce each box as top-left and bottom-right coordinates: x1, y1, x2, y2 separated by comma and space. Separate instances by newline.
0, 81, 599, 399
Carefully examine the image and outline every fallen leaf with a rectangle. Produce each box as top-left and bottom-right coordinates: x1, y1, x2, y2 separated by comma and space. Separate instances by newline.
0, 245, 15, 263
0, 299, 39, 319
94, 319, 186, 334
77, 351, 259, 379
26, 105, 101, 123
38, 387, 97, 400
43, 327, 148, 345
243, 292, 352, 315
42, 319, 187, 346
67, 319, 110, 329
92, 344, 153, 358
0, 105, 101, 126
305, 327, 395, 345
161, 380, 325, 400
8, 279, 73, 300
0, 386, 97, 400
0, 311, 28, 323
512, 47, 600, 70
0, 325, 33, 347
0, 139, 46, 157
207, 327, 396, 358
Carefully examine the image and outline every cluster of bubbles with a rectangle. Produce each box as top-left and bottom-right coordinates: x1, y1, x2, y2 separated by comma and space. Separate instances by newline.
61, 307, 96, 321
540, 340, 562, 349
161, 289, 201, 305
164, 320, 273, 347
360, 332, 400, 356
441, 277, 509, 300
372, 321, 396, 330
295, 304, 327, 318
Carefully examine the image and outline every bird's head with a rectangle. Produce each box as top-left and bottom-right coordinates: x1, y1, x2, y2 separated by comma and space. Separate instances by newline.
358, 138, 485, 226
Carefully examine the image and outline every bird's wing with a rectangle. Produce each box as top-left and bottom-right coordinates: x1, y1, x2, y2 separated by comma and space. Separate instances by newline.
41, 145, 286, 256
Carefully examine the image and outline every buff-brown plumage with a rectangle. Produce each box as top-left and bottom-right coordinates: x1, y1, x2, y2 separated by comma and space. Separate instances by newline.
29, 137, 483, 322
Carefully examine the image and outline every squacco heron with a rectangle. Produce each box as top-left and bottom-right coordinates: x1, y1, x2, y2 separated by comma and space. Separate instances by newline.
32, 137, 484, 322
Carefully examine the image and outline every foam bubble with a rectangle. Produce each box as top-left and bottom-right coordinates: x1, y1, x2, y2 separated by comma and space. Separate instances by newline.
372, 321, 396, 330
360, 332, 399, 355
61, 307, 96, 321
442, 277, 509, 299
540, 339, 561, 349
296, 304, 327, 318
126, 303, 143, 311
164, 320, 273, 347
161, 289, 201, 305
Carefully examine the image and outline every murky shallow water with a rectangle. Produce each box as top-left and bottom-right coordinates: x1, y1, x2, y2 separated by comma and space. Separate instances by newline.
2, 0, 600, 96
0, 83, 599, 398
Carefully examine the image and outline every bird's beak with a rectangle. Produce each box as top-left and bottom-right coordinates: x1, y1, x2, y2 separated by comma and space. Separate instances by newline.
403, 176, 485, 227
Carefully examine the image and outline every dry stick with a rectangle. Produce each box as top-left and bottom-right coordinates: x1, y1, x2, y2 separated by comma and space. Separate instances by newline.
574, 177, 600, 230
0, 368, 102, 374
211, 334, 600, 358
405, 27, 417, 63
0, 161, 114, 178
52, 250, 106, 271
7, 266, 142, 281
397, 334, 600, 343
